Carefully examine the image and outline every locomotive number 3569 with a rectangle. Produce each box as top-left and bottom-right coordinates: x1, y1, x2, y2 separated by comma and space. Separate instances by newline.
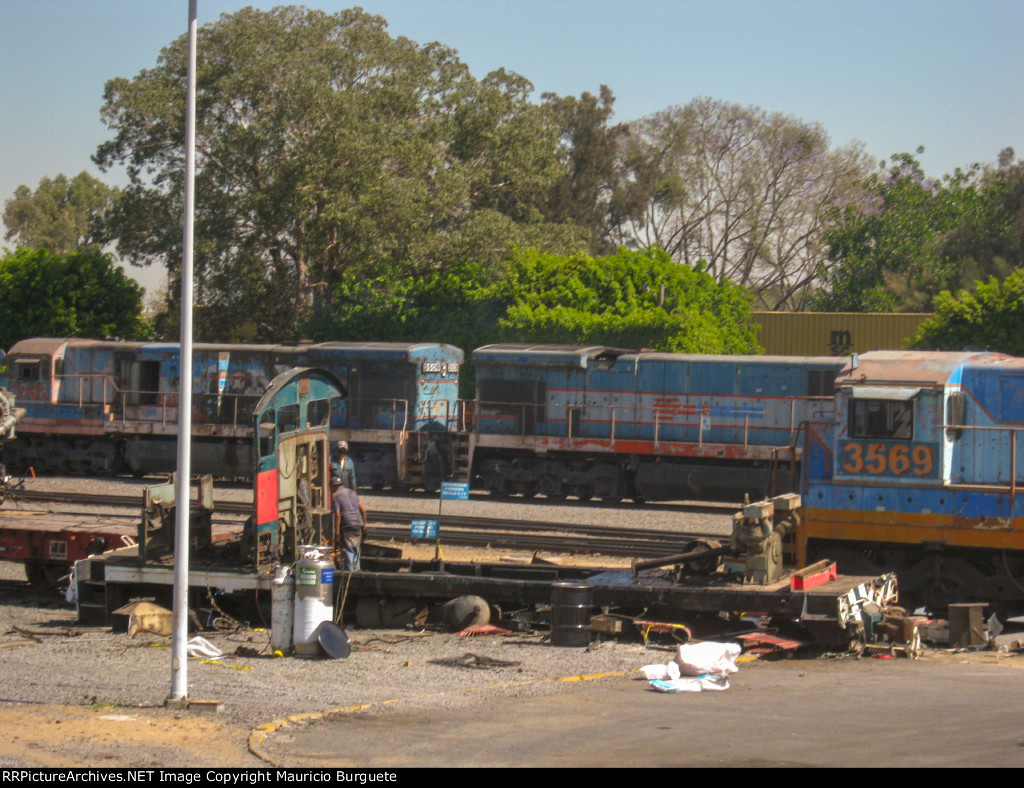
841, 441, 935, 477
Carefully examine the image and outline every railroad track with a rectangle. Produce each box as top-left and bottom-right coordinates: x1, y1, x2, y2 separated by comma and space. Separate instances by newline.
3, 489, 729, 559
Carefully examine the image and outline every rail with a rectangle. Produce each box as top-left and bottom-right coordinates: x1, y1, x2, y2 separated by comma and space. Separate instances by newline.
472, 395, 833, 449
943, 423, 1022, 508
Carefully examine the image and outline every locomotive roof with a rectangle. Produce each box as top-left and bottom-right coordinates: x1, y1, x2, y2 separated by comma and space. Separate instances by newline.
630, 353, 844, 366
7, 338, 461, 360
837, 350, 1010, 387
472, 344, 637, 368
473, 344, 844, 369
7, 338, 94, 355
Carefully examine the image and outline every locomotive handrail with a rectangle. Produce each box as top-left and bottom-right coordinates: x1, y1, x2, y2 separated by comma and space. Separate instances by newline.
51, 372, 268, 429
942, 422, 1024, 506
455, 399, 476, 433
474, 396, 827, 450
346, 397, 409, 436
52, 372, 121, 410
421, 398, 457, 433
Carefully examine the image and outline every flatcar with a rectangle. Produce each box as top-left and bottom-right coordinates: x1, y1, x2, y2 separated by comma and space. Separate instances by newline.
797, 350, 1024, 612
467, 344, 845, 502
0, 338, 463, 489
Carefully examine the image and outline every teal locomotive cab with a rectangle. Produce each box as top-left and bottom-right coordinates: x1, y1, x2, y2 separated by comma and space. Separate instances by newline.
250, 367, 346, 569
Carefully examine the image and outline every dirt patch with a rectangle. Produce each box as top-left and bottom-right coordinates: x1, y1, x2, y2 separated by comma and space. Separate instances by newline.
0, 704, 262, 767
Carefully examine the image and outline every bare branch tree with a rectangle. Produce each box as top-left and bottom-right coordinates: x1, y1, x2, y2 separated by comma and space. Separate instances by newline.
611, 98, 872, 311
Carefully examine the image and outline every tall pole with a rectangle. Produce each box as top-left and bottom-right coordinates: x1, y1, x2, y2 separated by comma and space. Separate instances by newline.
170, 0, 198, 703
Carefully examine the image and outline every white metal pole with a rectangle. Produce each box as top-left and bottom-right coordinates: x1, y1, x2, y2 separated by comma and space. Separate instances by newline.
170, 0, 197, 703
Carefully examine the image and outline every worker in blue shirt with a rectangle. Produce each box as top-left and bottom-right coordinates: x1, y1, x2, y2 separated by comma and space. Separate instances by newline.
331, 440, 357, 490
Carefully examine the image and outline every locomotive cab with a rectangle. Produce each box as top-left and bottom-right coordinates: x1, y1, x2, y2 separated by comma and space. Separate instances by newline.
800, 350, 1024, 612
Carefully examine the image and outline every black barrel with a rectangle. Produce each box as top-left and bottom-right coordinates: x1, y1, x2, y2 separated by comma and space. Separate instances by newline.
550, 582, 592, 647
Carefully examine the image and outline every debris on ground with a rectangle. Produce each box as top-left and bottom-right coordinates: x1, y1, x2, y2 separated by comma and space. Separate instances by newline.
457, 624, 512, 637
633, 619, 693, 645
428, 653, 520, 670
112, 600, 173, 638
735, 631, 807, 658
186, 636, 225, 660
641, 642, 740, 693
442, 595, 491, 631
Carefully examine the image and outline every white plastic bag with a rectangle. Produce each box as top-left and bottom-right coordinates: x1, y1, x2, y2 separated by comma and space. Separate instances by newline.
187, 636, 225, 660
672, 641, 741, 676
639, 661, 681, 681
649, 674, 730, 693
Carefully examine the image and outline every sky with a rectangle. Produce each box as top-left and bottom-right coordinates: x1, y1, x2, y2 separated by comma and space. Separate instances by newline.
2, 0, 1022, 293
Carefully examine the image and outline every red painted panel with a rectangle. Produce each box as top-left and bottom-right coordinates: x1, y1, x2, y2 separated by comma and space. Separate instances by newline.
256, 469, 278, 525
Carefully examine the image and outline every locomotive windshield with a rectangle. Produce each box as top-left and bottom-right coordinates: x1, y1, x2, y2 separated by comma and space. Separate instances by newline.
850, 399, 914, 440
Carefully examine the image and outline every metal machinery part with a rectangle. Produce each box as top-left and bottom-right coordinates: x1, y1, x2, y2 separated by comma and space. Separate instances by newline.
0, 387, 25, 505
730, 493, 801, 585
631, 541, 730, 577
137, 474, 214, 561
0, 388, 23, 442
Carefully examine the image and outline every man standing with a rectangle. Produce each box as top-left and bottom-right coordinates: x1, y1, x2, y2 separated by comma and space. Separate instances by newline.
331, 440, 357, 490
330, 475, 366, 571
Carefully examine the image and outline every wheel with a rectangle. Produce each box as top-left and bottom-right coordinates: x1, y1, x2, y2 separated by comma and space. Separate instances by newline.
518, 483, 538, 498
25, 561, 64, 590
538, 475, 566, 500
487, 478, 509, 498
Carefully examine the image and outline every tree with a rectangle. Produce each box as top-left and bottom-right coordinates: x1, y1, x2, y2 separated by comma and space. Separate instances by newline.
910, 270, 1024, 356
311, 246, 758, 355
611, 98, 872, 311
811, 149, 986, 312
938, 147, 1024, 289
493, 246, 760, 353
0, 248, 150, 350
3, 172, 119, 254
94, 6, 581, 341
542, 85, 628, 255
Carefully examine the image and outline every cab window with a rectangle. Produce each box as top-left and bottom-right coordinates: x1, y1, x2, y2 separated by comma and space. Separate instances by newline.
851, 400, 913, 440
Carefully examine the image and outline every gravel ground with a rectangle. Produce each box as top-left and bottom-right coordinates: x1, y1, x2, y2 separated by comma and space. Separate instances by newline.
0, 476, 699, 742
0, 561, 655, 733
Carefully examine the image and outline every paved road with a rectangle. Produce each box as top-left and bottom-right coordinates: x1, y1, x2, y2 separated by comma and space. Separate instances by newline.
259, 655, 1024, 768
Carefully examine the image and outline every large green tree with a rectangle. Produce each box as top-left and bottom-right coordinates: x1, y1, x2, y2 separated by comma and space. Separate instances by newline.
938, 147, 1024, 288
542, 85, 628, 256
309, 245, 759, 359
494, 246, 759, 352
3, 172, 119, 254
0, 248, 150, 350
811, 149, 986, 312
95, 6, 583, 341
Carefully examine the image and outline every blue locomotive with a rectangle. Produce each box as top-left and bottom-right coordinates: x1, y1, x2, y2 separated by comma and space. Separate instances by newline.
0, 338, 463, 489
468, 344, 845, 501
798, 350, 1024, 611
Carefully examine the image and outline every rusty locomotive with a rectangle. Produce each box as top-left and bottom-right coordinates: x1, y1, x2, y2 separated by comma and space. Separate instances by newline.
0, 338, 463, 490
5, 338, 1024, 610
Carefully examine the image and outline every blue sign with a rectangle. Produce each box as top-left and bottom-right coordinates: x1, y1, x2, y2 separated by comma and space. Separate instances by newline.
411, 519, 439, 538
441, 482, 470, 501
